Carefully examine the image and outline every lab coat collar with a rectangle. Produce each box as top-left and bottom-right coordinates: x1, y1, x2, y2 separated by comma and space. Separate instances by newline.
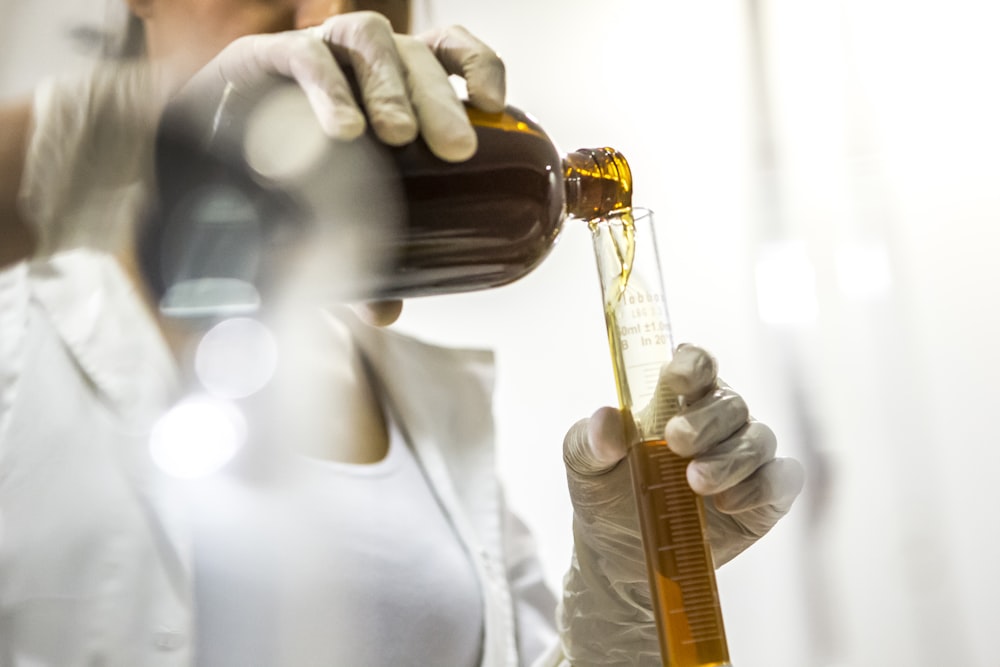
28, 249, 181, 425
27, 249, 193, 607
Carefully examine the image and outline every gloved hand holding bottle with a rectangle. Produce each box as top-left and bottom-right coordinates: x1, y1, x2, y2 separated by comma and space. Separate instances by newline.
16, 8, 506, 278
167, 12, 505, 162
557, 344, 805, 664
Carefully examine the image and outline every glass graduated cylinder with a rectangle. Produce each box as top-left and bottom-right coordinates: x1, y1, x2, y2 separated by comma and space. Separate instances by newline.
590, 209, 731, 667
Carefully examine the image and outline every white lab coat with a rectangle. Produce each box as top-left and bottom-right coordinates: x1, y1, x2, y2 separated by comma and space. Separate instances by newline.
0, 250, 564, 667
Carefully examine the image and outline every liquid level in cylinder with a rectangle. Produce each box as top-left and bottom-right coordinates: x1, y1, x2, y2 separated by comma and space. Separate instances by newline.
628, 439, 731, 667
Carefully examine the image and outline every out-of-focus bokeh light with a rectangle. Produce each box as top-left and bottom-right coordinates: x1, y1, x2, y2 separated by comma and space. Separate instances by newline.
244, 85, 330, 182
149, 396, 246, 479
195, 317, 278, 399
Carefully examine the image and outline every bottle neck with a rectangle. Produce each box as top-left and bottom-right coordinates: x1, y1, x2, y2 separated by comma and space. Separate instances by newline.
563, 148, 633, 220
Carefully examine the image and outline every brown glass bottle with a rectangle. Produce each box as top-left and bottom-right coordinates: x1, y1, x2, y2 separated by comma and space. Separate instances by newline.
139, 87, 633, 313
372, 109, 633, 298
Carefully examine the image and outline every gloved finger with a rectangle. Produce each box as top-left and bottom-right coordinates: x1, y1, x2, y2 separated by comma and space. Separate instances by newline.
703, 457, 804, 565
633, 344, 716, 437
417, 25, 506, 113
658, 344, 718, 404
232, 31, 367, 140
685, 420, 777, 495
392, 34, 477, 161
316, 12, 418, 145
712, 457, 805, 516
665, 386, 750, 458
563, 407, 629, 477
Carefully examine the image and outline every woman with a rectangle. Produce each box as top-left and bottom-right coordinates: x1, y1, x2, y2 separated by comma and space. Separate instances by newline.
0, 1, 804, 665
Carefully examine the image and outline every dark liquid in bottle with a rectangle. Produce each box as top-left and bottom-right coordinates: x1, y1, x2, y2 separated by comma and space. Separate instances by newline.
371, 107, 567, 297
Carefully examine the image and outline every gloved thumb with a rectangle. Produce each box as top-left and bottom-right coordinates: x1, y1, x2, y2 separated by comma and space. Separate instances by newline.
563, 407, 633, 510
563, 407, 629, 477
559, 409, 654, 664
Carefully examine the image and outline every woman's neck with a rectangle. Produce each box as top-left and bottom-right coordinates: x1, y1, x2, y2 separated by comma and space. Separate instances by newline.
261, 308, 390, 464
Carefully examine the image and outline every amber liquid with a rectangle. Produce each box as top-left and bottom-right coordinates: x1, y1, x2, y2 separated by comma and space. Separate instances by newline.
598, 212, 730, 667
629, 440, 730, 667
374, 106, 568, 297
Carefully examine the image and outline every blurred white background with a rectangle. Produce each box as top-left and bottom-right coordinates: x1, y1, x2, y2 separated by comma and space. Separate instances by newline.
3, 0, 999, 665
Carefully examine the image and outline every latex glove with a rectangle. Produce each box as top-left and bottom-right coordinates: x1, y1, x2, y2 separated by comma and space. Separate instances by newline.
662, 345, 804, 565
557, 344, 804, 664
171, 12, 505, 161
559, 404, 660, 665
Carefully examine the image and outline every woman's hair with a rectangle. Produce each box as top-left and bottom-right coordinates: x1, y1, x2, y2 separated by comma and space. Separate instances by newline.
108, 10, 146, 59
69, 2, 145, 60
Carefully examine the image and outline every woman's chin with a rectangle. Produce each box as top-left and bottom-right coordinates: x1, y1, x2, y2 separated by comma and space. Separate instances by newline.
352, 300, 404, 327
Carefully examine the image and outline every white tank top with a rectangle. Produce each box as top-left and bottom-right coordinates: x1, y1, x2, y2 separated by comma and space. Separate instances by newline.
191, 421, 484, 666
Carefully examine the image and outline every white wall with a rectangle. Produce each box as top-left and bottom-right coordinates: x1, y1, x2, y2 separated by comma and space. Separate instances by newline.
4, 1, 998, 665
